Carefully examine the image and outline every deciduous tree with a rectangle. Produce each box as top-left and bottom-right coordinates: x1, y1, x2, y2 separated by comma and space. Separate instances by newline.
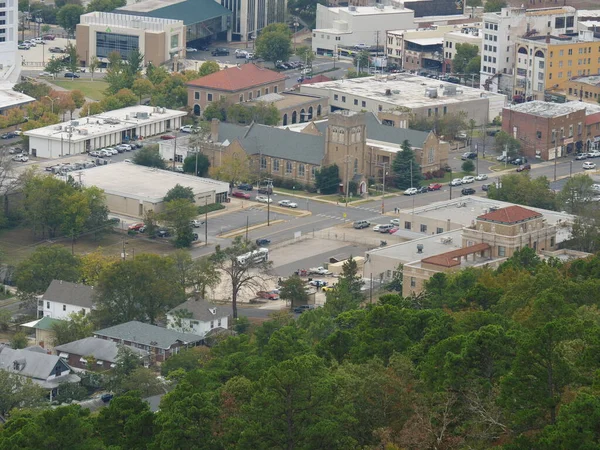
279, 274, 309, 308
15, 245, 81, 293
133, 144, 166, 169
182, 152, 210, 177
255, 23, 293, 63
198, 60, 220, 77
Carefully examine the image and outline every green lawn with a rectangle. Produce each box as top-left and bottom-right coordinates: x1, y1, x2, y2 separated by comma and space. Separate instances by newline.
49, 79, 109, 101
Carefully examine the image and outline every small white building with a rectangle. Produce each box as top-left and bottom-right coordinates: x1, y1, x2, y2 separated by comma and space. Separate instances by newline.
24, 105, 187, 159
39, 280, 94, 320
167, 298, 229, 338
312, 4, 415, 55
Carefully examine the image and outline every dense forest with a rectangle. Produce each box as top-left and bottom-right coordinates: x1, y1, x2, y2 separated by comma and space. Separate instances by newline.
2, 248, 600, 449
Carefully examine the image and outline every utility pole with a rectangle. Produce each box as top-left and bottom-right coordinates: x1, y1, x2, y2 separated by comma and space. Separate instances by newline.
245, 216, 249, 241
344, 155, 351, 206
375, 31, 380, 58
195, 151, 198, 176
377, 162, 388, 214
173, 138, 177, 170
204, 196, 208, 246
410, 160, 413, 189
265, 178, 273, 225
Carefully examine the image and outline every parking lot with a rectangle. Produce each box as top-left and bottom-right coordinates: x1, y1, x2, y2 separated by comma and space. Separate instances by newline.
206, 206, 290, 238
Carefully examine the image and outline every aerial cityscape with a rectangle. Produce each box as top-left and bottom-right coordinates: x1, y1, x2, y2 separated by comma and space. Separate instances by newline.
0, 0, 599, 447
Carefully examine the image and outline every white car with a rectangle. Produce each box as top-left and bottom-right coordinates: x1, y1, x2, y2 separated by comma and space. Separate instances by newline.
373, 224, 382, 232
26, 40, 36, 47
450, 178, 463, 186
186, 47, 198, 52
589, 151, 600, 158
190, 219, 203, 227
475, 174, 488, 181
124, 159, 132, 163
496, 155, 506, 162
301, 67, 312, 75
462, 176, 475, 184
592, 184, 600, 192
32, 37, 43, 44
583, 161, 596, 170
108, 148, 119, 155
99, 149, 111, 157
120, 144, 133, 151
38, 71, 52, 77
403, 187, 418, 195
278, 199, 298, 208
89, 150, 99, 157
13, 154, 28, 162
256, 195, 272, 203
246, 52, 255, 60
390, 218, 400, 226
180, 125, 197, 133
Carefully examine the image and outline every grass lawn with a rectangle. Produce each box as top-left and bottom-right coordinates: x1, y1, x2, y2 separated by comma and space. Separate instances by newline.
319, 193, 363, 204
49, 79, 109, 101
273, 187, 320, 197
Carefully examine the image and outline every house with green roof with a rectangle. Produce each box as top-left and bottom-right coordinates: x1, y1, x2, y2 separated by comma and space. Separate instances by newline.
20, 316, 67, 352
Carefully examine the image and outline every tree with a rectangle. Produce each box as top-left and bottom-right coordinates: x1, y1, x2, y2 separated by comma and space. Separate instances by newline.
116, 367, 165, 397
183, 152, 210, 177
70, 90, 85, 108
0, 309, 11, 332
211, 236, 273, 319
203, 97, 228, 121
88, 55, 99, 81
9, 331, 28, 349
296, 46, 315, 66
452, 43, 479, 74
494, 130, 522, 157
0, 371, 52, 414
51, 311, 95, 346
198, 60, 220, 77
164, 184, 195, 203
160, 198, 198, 248
462, 159, 475, 173
436, 111, 468, 139
65, 42, 79, 76
45, 57, 65, 79
132, 77, 153, 104
209, 149, 250, 184
57, 4, 84, 35
15, 246, 81, 293
255, 23, 293, 63
353, 50, 370, 72
315, 164, 341, 194
569, 212, 600, 253
188, 256, 221, 298
484, 0, 507, 12
556, 174, 595, 215
488, 174, 557, 210
60, 189, 90, 241
279, 275, 309, 308
133, 144, 166, 169
392, 139, 423, 189
80, 250, 117, 285
94, 254, 185, 326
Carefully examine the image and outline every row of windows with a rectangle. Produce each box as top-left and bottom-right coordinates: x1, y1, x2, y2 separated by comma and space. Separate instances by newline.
427, 106, 448, 117
260, 156, 315, 178
483, 44, 497, 53
312, 33, 340, 41
483, 55, 497, 63
569, 88, 600, 100
482, 66, 497, 74
484, 34, 498, 42
484, 22, 498, 31
194, 86, 277, 102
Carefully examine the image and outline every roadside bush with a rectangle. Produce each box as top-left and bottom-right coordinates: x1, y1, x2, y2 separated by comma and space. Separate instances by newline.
197, 203, 225, 215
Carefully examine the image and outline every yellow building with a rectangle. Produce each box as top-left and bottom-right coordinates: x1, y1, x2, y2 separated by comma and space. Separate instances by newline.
513, 30, 600, 101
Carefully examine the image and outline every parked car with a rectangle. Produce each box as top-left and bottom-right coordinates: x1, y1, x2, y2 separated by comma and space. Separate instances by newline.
157, 228, 171, 238
89, 150, 99, 157
18, 43, 30, 50
575, 153, 588, 160
257, 290, 279, 300
1, 132, 17, 139
450, 178, 463, 186
49, 47, 63, 53
388, 227, 399, 234
100, 393, 114, 403
415, 186, 428, 194
378, 224, 394, 233
354, 43, 370, 50
108, 148, 118, 155
461, 187, 476, 195
403, 187, 418, 195
390, 218, 400, 226
190, 219, 204, 228
232, 191, 251, 199
128, 223, 145, 231
588, 151, 600, 158
462, 176, 475, 184
309, 280, 328, 287
211, 47, 230, 56
496, 155, 506, 162
583, 161, 597, 170
516, 164, 531, 172
255, 195, 272, 203
293, 305, 315, 314
258, 187, 273, 195
186, 47, 198, 52
117, 144, 132, 151
373, 224, 383, 232
461, 152, 477, 160
13, 154, 28, 162
160, 134, 176, 140
353, 220, 370, 229
256, 238, 271, 246
482, 184, 490, 191
278, 199, 298, 208
235, 49, 248, 58
428, 183, 442, 191
64, 72, 80, 78
475, 173, 488, 181
237, 183, 253, 191
99, 149, 111, 157
180, 125, 198, 133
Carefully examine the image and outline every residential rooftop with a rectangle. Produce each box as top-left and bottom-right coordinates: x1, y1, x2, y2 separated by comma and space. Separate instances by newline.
569, 75, 600, 87
300, 73, 506, 109
94, 320, 203, 349
504, 100, 587, 117
24, 106, 187, 143
55, 337, 148, 364
43, 280, 95, 309
168, 298, 228, 322
80, 163, 229, 203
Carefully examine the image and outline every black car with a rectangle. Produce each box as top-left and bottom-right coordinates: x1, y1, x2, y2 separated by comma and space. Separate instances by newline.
293, 305, 315, 314
461, 188, 476, 195
157, 229, 171, 238
64, 72, 80, 78
481, 184, 490, 191
461, 152, 477, 160
1, 132, 16, 139
100, 393, 114, 403
238, 183, 253, 191
256, 238, 271, 246
211, 48, 229, 56
416, 186, 428, 194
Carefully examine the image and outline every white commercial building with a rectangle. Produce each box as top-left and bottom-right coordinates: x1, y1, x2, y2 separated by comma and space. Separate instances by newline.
386, 26, 455, 71
300, 73, 506, 125
24, 105, 186, 159
312, 4, 415, 55
443, 26, 482, 70
479, 6, 577, 94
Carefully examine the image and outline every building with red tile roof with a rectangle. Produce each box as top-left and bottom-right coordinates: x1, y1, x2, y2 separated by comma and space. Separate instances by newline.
476, 205, 543, 224
187, 64, 287, 116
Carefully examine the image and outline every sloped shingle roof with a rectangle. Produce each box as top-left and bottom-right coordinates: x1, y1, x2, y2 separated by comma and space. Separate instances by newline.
43, 280, 95, 309
94, 321, 203, 349
168, 298, 230, 322
0, 347, 69, 381
55, 337, 148, 362
187, 64, 286, 92
477, 205, 542, 224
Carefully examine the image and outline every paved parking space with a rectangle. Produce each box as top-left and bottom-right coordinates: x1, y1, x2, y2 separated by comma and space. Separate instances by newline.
207, 207, 289, 237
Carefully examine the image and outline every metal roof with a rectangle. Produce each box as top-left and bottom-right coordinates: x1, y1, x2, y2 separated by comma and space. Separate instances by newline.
115, 0, 231, 25
94, 321, 203, 349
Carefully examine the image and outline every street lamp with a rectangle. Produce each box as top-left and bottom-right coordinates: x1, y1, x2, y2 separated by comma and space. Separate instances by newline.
44, 95, 56, 114
376, 162, 388, 214
293, 19, 299, 51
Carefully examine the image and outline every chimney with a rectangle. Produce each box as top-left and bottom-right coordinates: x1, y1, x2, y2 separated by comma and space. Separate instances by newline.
211, 118, 220, 142
545, 33, 550, 44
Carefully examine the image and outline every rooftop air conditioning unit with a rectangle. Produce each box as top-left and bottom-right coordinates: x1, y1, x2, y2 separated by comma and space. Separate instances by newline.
71, 121, 80, 127
385, 88, 392, 96
376, 4, 384, 9
125, 114, 130, 120
348, 5, 356, 11
425, 87, 438, 98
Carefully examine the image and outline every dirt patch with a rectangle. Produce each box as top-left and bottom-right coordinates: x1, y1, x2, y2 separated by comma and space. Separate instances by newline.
0, 228, 176, 264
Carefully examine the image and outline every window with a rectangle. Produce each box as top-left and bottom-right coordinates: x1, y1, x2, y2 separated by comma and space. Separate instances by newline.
536, 131, 542, 139
207, 93, 213, 101
537, 82, 543, 91
298, 164, 305, 176
436, 227, 444, 234
420, 224, 427, 233
273, 159, 280, 172
63, 305, 66, 311
568, 49, 573, 55
427, 147, 434, 163
559, 61, 563, 68
170, 34, 179, 49
256, 90, 260, 98
265, 88, 269, 94
498, 246, 506, 257
428, 108, 432, 117
274, 86, 278, 93
194, 92, 199, 100
248, 91, 253, 100
47, 302, 50, 309
285, 161, 292, 174
569, 125, 573, 137
239, 94, 244, 102
260, 157, 267, 170
559, 50, 564, 56
404, 221, 411, 230
361, 101, 366, 107
210, 320, 214, 329
311, 167, 316, 179
96, 32, 139, 60
354, 99, 358, 105
341, 96, 346, 102
550, 236, 555, 247
410, 277, 416, 288
218, 318, 222, 327
334, 94, 339, 101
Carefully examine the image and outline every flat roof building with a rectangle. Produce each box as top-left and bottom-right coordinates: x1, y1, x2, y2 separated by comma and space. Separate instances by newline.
24, 105, 187, 159
80, 162, 229, 218
299, 73, 507, 125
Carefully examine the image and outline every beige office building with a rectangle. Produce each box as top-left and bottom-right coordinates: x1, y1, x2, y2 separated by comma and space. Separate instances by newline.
76, 12, 185, 67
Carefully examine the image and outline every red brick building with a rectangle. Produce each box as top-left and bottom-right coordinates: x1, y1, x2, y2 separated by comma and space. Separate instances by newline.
502, 101, 586, 160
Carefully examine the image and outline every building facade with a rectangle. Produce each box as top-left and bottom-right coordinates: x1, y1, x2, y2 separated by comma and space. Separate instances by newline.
167, 298, 229, 338
217, 0, 287, 41
187, 63, 286, 116
479, 6, 578, 95
386, 26, 454, 70
0, 0, 18, 83
38, 280, 94, 320
55, 337, 149, 372
443, 26, 482, 72
502, 101, 586, 159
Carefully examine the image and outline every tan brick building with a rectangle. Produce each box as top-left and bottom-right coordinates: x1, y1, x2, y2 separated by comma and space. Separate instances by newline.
187, 64, 287, 117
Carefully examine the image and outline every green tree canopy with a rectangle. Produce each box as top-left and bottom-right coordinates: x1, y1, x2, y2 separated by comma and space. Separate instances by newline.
315, 164, 341, 195
487, 173, 557, 210
182, 152, 210, 177
57, 4, 84, 35
198, 60, 220, 77
452, 43, 479, 74
15, 246, 81, 293
133, 144, 166, 169
279, 274, 309, 308
391, 139, 423, 189
255, 23, 293, 63
164, 184, 195, 203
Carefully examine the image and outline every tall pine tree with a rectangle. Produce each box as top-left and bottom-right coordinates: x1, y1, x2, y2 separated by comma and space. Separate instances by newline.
391, 140, 423, 189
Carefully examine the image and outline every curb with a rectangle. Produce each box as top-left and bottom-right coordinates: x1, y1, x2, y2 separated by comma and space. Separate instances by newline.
219, 219, 285, 238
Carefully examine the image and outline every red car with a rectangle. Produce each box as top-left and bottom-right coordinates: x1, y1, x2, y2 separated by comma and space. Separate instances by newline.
428, 183, 442, 191
388, 227, 399, 234
128, 222, 144, 231
160, 134, 176, 140
516, 164, 531, 172
231, 191, 251, 199
257, 291, 279, 300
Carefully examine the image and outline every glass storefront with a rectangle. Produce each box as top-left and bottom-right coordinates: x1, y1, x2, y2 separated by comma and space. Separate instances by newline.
96, 32, 139, 59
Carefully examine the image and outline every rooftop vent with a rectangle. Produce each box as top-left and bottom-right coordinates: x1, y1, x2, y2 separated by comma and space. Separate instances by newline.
444, 85, 458, 96
376, 3, 384, 9
385, 88, 392, 96
348, 5, 356, 11
425, 87, 438, 98
416, 244, 424, 253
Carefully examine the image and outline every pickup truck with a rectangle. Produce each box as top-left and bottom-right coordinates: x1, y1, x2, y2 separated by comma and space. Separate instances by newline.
309, 266, 331, 275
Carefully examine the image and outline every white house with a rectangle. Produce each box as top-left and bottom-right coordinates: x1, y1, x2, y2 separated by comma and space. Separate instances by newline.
167, 298, 229, 338
39, 280, 94, 320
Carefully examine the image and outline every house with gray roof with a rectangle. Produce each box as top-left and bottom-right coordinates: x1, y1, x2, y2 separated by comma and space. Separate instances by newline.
167, 298, 230, 338
0, 346, 80, 400
94, 321, 203, 362
39, 280, 95, 320
55, 337, 149, 371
